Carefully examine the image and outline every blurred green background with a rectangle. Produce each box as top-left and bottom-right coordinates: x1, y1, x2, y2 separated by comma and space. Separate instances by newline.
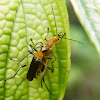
64, 1, 100, 100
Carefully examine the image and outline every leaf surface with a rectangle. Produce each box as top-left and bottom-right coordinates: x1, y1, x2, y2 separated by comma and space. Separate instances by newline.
0, 0, 70, 100
70, 0, 100, 54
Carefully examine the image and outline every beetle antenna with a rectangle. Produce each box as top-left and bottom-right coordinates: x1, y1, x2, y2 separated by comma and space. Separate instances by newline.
56, 57, 68, 72
64, 37, 84, 44
51, 5, 57, 34
51, 52, 68, 72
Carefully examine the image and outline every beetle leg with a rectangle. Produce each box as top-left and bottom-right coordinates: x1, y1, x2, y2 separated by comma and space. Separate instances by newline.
4, 64, 30, 81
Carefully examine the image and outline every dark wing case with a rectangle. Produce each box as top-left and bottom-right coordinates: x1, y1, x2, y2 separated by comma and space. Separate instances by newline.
27, 57, 41, 81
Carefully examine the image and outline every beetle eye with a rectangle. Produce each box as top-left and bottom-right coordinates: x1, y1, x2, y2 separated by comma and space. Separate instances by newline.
42, 50, 47, 53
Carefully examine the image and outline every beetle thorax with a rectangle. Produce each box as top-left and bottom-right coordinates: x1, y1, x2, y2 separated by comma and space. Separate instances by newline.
36, 51, 43, 59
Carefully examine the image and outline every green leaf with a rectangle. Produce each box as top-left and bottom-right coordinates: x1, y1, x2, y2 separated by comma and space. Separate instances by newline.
70, 0, 100, 54
0, 0, 70, 100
